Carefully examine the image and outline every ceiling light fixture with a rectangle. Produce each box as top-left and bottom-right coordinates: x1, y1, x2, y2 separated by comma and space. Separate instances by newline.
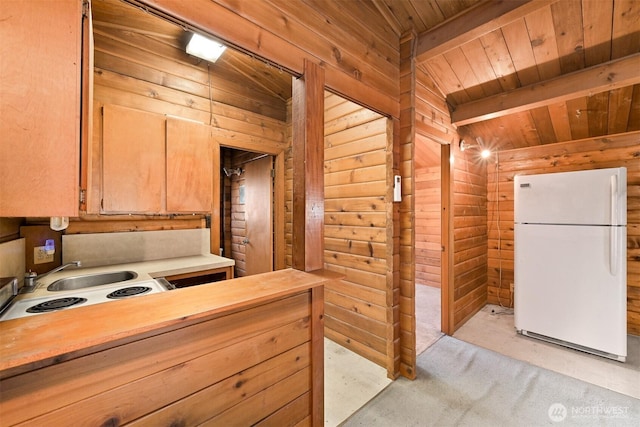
459, 140, 474, 151
186, 33, 226, 63
459, 138, 492, 159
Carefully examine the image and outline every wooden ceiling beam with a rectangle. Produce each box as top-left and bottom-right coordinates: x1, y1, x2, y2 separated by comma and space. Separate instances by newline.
451, 53, 640, 126
415, 0, 557, 63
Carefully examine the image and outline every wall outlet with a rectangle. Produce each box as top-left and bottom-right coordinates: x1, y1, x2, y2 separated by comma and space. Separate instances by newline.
34, 246, 54, 264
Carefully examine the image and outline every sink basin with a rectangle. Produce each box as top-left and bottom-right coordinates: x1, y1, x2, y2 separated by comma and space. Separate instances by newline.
47, 271, 138, 291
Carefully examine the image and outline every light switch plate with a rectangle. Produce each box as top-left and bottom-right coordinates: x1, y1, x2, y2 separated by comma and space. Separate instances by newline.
393, 175, 401, 202
34, 246, 54, 264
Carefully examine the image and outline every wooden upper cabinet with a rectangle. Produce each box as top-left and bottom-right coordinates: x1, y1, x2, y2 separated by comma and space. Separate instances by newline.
166, 118, 214, 213
96, 105, 216, 214
102, 105, 165, 213
0, 0, 82, 217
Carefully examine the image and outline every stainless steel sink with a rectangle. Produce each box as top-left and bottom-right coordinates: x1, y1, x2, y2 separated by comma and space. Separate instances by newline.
47, 271, 138, 291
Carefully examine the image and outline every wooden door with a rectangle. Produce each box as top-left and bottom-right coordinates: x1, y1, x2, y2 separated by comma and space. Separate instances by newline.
166, 118, 213, 213
0, 0, 82, 217
102, 105, 165, 213
244, 156, 273, 275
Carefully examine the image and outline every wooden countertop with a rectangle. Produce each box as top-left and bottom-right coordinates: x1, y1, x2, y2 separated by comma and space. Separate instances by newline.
0, 269, 338, 380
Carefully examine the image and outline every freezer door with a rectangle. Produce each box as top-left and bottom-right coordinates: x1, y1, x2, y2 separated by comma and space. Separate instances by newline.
514, 167, 626, 226
514, 224, 627, 358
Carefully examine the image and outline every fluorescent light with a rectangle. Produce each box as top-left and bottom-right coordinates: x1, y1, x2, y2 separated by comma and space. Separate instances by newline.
481, 149, 491, 159
186, 33, 226, 63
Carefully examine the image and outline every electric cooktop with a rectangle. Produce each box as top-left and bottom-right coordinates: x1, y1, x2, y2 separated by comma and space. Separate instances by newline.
0, 279, 167, 321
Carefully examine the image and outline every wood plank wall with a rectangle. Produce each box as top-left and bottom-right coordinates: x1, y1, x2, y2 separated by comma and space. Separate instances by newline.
142, 0, 400, 118
0, 218, 22, 243
415, 166, 441, 288
398, 33, 417, 378
285, 100, 294, 268
221, 150, 233, 259
322, 92, 393, 371
92, 28, 288, 153
414, 65, 450, 290
452, 142, 488, 330
414, 59, 489, 333
487, 132, 640, 335
79, 19, 288, 233
1, 291, 317, 425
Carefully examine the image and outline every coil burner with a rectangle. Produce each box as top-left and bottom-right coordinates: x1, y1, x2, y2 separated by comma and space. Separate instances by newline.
106, 286, 152, 299
1, 279, 168, 321
26, 297, 88, 313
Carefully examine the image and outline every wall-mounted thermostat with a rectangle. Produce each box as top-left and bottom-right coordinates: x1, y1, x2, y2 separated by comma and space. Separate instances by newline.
393, 175, 402, 202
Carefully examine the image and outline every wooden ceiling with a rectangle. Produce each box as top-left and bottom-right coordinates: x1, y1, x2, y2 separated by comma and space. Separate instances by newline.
369, 0, 640, 151
94, 0, 639, 153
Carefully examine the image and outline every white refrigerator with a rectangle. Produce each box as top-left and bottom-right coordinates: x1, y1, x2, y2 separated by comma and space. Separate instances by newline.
514, 167, 627, 362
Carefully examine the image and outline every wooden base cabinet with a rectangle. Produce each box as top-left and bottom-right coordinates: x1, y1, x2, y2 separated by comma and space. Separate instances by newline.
0, 0, 82, 217
0, 270, 328, 426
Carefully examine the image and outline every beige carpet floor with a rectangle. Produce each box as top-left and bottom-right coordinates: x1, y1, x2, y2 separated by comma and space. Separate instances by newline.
415, 284, 443, 355
343, 335, 640, 426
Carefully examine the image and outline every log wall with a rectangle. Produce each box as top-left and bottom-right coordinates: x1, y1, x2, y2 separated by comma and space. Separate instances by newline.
487, 132, 640, 335
398, 33, 416, 378
452, 142, 488, 330
414, 65, 450, 290
415, 166, 441, 288
221, 150, 233, 259
322, 92, 394, 373
397, 33, 458, 376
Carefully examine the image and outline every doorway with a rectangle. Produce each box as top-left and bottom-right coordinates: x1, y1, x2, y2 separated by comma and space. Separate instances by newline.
244, 155, 273, 275
222, 149, 274, 277
414, 138, 444, 354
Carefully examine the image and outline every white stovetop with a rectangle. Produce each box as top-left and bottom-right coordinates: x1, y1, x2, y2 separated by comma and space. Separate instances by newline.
22, 254, 234, 298
1, 254, 235, 321
0, 279, 166, 321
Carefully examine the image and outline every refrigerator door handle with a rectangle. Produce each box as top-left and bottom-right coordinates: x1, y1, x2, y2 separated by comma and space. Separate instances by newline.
610, 174, 618, 226
610, 227, 618, 276
610, 174, 619, 275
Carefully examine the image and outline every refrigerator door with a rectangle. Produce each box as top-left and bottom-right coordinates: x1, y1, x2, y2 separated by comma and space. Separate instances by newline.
514, 167, 627, 226
514, 223, 627, 359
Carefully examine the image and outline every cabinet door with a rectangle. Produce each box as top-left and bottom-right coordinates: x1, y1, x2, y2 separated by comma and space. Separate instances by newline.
102, 105, 165, 213
0, 0, 82, 217
166, 118, 214, 213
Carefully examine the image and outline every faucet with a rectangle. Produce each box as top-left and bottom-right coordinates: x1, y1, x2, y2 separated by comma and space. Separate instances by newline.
22, 261, 82, 293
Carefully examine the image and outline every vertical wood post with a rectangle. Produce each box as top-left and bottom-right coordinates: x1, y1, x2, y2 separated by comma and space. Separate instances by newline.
398, 31, 416, 379
292, 60, 325, 272
441, 143, 454, 335
310, 285, 325, 426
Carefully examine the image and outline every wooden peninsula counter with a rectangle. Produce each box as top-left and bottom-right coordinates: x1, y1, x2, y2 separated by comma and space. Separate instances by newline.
0, 269, 336, 426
